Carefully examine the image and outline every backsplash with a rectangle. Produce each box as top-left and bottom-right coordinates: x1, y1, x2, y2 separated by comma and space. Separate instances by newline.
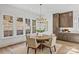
59, 27, 79, 33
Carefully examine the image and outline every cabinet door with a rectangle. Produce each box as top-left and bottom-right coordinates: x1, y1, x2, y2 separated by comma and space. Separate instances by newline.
59, 11, 73, 27
63, 34, 67, 41
59, 13, 68, 27
68, 12, 73, 27
53, 14, 59, 36
67, 34, 72, 41
70, 34, 79, 42
58, 33, 63, 40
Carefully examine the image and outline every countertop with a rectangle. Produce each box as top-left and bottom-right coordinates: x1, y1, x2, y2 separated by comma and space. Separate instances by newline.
59, 31, 79, 34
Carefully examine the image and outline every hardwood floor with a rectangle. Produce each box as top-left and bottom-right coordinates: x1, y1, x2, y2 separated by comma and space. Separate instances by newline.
57, 40, 79, 54
0, 40, 79, 54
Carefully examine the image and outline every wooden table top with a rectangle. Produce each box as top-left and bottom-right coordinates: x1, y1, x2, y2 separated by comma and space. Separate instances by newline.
30, 35, 50, 41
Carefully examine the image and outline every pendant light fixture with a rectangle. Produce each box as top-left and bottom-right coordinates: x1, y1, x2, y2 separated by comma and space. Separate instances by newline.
36, 4, 47, 33
36, 4, 46, 21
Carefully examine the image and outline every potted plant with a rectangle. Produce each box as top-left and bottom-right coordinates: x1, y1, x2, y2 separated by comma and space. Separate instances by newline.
36, 28, 45, 36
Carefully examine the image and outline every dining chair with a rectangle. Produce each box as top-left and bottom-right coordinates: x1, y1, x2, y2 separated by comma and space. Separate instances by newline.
42, 34, 57, 54
26, 34, 30, 46
26, 35, 40, 54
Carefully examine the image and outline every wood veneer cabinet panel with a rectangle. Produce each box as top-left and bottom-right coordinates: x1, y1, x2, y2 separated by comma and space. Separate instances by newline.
53, 13, 60, 36
58, 33, 64, 40
69, 33, 79, 42
59, 11, 73, 27
58, 33, 79, 43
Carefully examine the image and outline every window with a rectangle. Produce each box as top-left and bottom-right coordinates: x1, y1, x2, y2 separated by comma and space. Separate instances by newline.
3, 15, 13, 37
32, 20, 36, 33
16, 17, 23, 35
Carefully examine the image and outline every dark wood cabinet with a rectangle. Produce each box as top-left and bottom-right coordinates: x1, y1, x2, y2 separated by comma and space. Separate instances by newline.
53, 11, 73, 41
53, 13, 60, 36
53, 11, 73, 35
58, 33, 79, 43
59, 11, 73, 27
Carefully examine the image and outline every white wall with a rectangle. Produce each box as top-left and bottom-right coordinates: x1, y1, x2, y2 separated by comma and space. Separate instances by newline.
0, 5, 38, 47
42, 13, 53, 35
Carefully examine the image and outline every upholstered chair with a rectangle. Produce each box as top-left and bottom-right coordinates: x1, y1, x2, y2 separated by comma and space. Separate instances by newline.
42, 34, 57, 54
26, 35, 40, 54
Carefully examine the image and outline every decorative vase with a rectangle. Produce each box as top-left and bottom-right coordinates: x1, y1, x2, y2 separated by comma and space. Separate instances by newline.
38, 33, 43, 36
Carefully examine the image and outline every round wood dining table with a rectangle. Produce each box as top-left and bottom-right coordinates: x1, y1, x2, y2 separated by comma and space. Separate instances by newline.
30, 35, 50, 41
30, 35, 50, 51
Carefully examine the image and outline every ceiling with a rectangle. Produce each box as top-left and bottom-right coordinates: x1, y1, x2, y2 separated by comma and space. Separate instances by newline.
10, 4, 79, 15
